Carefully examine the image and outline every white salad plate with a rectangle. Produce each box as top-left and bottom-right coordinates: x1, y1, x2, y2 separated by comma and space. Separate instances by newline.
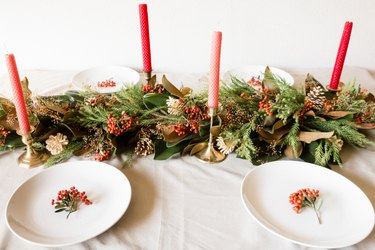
241, 160, 374, 248
5, 161, 132, 247
72, 66, 140, 93
225, 65, 294, 85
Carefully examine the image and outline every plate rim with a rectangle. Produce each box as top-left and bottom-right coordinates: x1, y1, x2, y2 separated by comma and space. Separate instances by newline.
240, 160, 375, 249
224, 64, 294, 85
5, 160, 132, 247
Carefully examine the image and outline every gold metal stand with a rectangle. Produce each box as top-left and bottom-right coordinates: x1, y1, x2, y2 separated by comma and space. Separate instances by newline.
18, 132, 49, 168
144, 71, 152, 83
326, 82, 344, 92
195, 108, 227, 163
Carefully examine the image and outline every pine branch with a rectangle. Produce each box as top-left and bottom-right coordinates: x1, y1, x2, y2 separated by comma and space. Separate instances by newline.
305, 118, 374, 147
45, 139, 84, 167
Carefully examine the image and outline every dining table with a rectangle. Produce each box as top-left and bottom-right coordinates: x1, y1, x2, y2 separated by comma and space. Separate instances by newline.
0, 66, 374, 250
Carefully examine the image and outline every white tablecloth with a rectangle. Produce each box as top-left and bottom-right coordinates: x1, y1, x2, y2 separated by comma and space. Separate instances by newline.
0, 67, 375, 250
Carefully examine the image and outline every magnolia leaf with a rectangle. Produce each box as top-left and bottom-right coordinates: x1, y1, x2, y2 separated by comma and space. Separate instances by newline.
190, 142, 208, 156
45, 103, 68, 115
148, 75, 157, 87
263, 114, 276, 126
162, 75, 184, 98
162, 126, 187, 143
181, 87, 192, 96
257, 126, 290, 142
0, 97, 16, 113
21, 77, 32, 101
154, 139, 190, 160
263, 119, 287, 134
73, 145, 96, 156
284, 142, 303, 159
365, 93, 375, 102
304, 110, 316, 117
166, 133, 195, 147
210, 125, 221, 136
298, 131, 334, 144
143, 93, 169, 108
182, 143, 196, 155
324, 111, 355, 118
262, 66, 276, 90
355, 123, 375, 130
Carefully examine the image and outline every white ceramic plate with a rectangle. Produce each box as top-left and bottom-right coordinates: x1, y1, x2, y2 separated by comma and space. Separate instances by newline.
225, 65, 294, 85
72, 66, 140, 93
241, 160, 374, 248
5, 161, 132, 247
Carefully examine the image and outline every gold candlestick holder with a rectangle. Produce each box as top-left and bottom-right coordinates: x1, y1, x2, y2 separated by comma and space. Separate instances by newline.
195, 107, 227, 163
18, 132, 49, 168
144, 71, 152, 83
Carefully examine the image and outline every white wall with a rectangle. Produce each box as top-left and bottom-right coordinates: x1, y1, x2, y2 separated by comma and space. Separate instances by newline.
0, 0, 374, 74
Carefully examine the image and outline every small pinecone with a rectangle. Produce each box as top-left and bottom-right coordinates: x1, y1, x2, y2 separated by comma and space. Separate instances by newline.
135, 138, 154, 156
305, 86, 325, 109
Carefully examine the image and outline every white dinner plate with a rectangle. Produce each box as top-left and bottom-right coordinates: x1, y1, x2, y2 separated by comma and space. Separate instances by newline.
241, 160, 374, 248
72, 66, 140, 93
5, 161, 132, 247
225, 65, 294, 85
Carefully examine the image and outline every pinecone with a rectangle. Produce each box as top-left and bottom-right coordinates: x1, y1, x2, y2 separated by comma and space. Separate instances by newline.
135, 138, 154, 156
305, 86, 326, 110
305, 74, 324, 93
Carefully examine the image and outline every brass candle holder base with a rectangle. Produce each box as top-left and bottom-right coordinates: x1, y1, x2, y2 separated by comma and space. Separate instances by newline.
194, 107, 227, 163
144, 71, 152, 83
18, 132, 49, 168
195, 142, 227, 163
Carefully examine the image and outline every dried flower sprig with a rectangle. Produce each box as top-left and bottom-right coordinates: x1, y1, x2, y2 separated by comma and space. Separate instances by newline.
51, 186, 92, 219
289, 188, 323, 224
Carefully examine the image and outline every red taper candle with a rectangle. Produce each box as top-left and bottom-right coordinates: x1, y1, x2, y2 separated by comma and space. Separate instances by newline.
139, 4, 152, 73
5, 54, 30, 134
208, 31, 222, 108
329, 21, 353, 90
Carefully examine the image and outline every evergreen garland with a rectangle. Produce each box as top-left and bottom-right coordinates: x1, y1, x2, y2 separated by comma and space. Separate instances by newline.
0, 71, 374, 168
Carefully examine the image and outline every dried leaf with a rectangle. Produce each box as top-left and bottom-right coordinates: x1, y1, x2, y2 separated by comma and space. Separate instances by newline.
298, 131, 334, 144
73, 145, 95, 156
365, 93, 375, 102
263, 115, 276, 126
284, 142, 303, 159
181, 87, 192, 96
304, 110, 316, 117
148, 75, 157, 87
355, 123, 375, 130
257, 126, 290, 142
162, 126, 186, 143
324, 111, 355, 118
262, 66, 276, 90
210, 125, 221, 136
162, 75, 184, 98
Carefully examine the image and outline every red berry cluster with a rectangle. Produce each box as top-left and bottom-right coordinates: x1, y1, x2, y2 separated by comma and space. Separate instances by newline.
173, 105, 208, 136
94, 138, 115, 161
0, 127, 10, 146
97, 79, 116, 88
107, 113, 134, 135
142, 83, 165, 94
51, 186, 92, 219
258, 88, 273, 116
289, 188, 322, 224
289, 188, 320, 213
